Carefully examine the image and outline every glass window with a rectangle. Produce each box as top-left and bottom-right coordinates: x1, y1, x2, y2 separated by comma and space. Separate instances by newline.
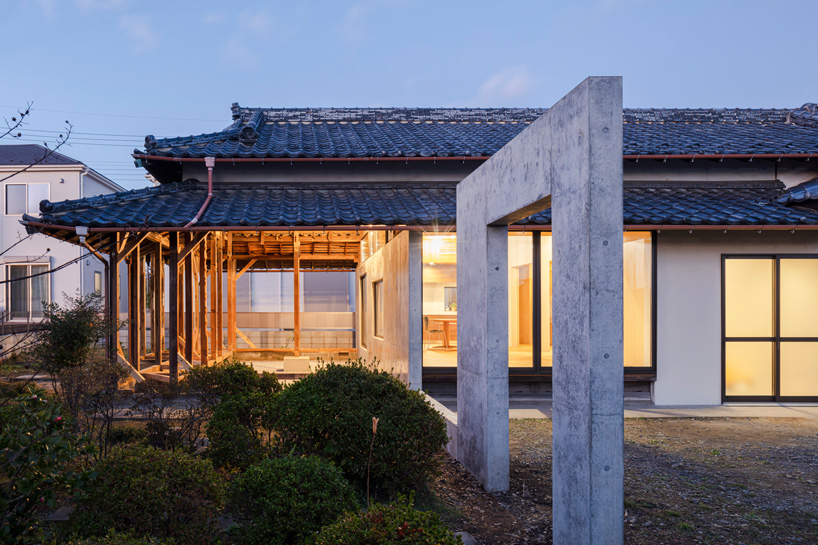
27, 184, 49, 214
422, 234, 458, 367
509, 233, 533, 368
7, 264, 49, 321
725, 258, 774, 337
5, 184, 26, 215
94, 271, 103, 294
373, 280, 384, 338
360, 275, 367, 347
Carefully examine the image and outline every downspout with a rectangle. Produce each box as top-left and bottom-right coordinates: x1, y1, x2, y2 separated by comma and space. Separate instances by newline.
184, 157, 215, 228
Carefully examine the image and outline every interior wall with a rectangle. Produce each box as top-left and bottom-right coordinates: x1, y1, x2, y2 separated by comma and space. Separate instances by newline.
356, 231, 422, 388
655, 230, 818, 405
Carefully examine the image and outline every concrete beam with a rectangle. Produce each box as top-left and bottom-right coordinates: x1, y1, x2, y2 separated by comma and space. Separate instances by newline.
455, 76, 623, 543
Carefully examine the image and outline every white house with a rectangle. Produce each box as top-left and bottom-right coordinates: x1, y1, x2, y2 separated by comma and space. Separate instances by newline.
1, 144, 123, 342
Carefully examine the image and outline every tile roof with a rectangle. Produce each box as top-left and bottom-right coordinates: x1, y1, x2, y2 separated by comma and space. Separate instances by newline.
0, 144, 82, 165
137, 104, 818, 161
26, 180, 818, 229
776, 177, 818, 205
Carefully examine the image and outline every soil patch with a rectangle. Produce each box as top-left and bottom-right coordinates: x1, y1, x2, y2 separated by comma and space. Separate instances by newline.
435, 418, 818, 544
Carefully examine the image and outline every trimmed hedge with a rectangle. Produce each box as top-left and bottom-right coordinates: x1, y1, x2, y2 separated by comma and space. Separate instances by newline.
71, 446, 225, 545
206, 392, 273, 470
269, 360, 448, 498
228, 455, 357, 545
63, 531, 175, 544
312, 495, 463, 545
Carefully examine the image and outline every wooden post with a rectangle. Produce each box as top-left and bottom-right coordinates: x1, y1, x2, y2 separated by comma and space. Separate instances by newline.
168, 232, 179, 383
128, 243, 141, 371
227, 233, 237, 351
139, 252, 147, 361
210, 234, 217, 357
199, 236, 208, 366
216, 233, 224, 356
184, 233, 194, 365
293, 233, 301, 356
152, 242, 163, 365
107, 234, 119, 361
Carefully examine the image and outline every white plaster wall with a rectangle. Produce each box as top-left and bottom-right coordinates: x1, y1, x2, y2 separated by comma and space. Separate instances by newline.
355, 231, 422, 388
624, 158, 817, 188
655, 230, 818, 405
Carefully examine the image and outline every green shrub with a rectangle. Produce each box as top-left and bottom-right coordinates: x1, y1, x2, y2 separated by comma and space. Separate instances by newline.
206, 392, 273, 470
185, 358, 280, 403
228, 455, 357, 545
72, 445, 225, 545
107, 425, 148, 446
0, 387, 92, 544
63, 530, 175, 544
312, 495, 462, 545
269, 359, 448, 499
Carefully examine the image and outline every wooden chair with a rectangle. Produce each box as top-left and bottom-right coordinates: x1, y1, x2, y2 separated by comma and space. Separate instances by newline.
423, 316, 444, 349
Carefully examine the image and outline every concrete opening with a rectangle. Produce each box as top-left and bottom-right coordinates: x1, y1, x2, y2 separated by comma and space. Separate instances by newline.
455, 77, 625, 544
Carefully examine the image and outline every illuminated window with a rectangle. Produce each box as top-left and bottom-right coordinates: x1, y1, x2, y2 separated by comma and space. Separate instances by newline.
373, 280, 384, 338
724, 256, 818, 400
360, 275, 367, 347
94, 271, 103, 294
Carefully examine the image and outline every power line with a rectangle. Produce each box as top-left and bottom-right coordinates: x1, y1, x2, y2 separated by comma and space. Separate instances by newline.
0, 104, 225, 123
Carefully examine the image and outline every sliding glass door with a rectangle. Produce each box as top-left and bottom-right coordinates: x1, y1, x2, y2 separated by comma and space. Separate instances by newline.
723, 256, 818, 401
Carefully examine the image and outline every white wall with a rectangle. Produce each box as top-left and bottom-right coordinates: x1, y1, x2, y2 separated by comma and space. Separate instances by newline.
356, 231, 422, 388
655, 230, 818, 405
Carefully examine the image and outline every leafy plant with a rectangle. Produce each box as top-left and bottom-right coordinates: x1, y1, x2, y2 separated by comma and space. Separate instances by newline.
0, 387, 92, 544
131, 381, 209, 452
269, 359, 448, 499
206, 392, 274, 470
71, 445, 225, 545
184, 357, 280, 405
63, 530, 175, 544
312, 494, 463, 545
228, 455, 357, 545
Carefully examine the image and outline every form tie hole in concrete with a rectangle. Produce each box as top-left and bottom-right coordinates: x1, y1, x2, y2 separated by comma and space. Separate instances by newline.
603, 127, 610, 133
603, 240, 609, 246
495, 266, 499, 270
604, 353, 610, 359
604, 466, 611, 472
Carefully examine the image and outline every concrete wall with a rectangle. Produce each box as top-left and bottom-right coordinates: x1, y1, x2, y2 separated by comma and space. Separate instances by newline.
654, 230, 818, 405
356, 231, 422, 388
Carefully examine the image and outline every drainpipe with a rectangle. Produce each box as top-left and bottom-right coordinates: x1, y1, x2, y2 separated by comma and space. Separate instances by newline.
184, 157, 215, 228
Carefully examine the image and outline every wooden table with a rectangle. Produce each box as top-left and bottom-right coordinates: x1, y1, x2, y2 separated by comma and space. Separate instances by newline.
431, 317, 458, 350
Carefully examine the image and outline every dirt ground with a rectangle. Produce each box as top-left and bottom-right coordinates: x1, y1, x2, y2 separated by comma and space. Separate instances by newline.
434, 418, 818, 545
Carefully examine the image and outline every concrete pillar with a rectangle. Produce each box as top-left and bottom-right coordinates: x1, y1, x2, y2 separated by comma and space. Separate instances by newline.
455, 76, 623, 543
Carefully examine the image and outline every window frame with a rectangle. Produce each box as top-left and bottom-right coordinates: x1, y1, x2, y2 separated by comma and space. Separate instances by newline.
6, 263, 51, 322
721, 254, 818, 402
359, 274, 367, 348
5, 183, 50, 216
373, 279, 384, 339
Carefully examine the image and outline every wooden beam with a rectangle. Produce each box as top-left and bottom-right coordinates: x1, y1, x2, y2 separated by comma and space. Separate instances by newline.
227, 253, 237, 351
184, 233, 193, 365
236, 258, 257, 280
147, 232, 169, 249
152, 242, 164, 366
216, 233, 224, 357
168, 232, 179, 383
235, 327, 257, 349
116, 232, 150, 265
199, 237, 208, 366
127, 243, 141, 372
228, 253, 359, 261
293, 233, 301, 357
177, 231, 208, 262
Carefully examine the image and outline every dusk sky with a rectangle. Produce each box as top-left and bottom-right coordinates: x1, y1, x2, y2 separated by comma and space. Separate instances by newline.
2, 0, 815, 189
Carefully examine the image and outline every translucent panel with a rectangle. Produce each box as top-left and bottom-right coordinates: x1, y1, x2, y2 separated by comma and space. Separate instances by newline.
725, 342, 774, 396
27, 184, 49, 215
5, 184, 25, 215
508, 233, 533, 367
8, 266, 29, 320
422, 234, 457, 366
623, 232, 652, 366
541, 235, 553, 367
302, 271, 353, 312
780, 259, 818, 338
30, 265, 48, 319
725, 259, 774, 337
249, 271, 293, 312
780, 342, 818, 397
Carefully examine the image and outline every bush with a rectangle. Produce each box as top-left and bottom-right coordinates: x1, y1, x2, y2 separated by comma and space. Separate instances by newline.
0, 388, 91, 543
228, 455, 357, 545
108, 424, 148, 446
64, 530, 175, 544
132, 381, 209, 452
312, 495, 462, 545
72, 445, 225, 545
185, 358, 280, 404
206, 392, 274, 470
269, 359, 448, 499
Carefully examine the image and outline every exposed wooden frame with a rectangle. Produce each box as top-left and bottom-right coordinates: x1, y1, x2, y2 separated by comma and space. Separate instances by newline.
184, 233, 193, 365
116, 232, 150, 265
293, 233, 301, 356
168, 232, 179, 382
198, 238, 208, 366
178, 231, 208, 262
235, 327, 257, 349
152, 242, 164, 366
127, 242, 142, 371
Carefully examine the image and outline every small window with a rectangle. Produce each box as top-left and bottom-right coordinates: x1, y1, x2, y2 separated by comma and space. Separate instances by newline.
94, 271, 103, 294
5, 183, 49, 215
359, 275, 367, 348
373, 280, 384, 338
7, 264, 49, 321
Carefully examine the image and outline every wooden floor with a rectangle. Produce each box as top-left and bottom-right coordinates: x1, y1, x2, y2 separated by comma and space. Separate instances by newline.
422, 345, 550, 368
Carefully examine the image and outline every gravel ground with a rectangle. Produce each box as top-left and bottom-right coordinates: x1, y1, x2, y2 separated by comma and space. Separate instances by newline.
434, 417, 818, 545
